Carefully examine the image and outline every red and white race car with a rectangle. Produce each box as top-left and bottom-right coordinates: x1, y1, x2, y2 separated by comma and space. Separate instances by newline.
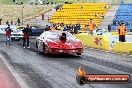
36, 30, 83, 55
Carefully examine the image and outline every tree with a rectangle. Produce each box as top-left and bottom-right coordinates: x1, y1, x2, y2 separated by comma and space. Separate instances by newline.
13, 0, 15, 2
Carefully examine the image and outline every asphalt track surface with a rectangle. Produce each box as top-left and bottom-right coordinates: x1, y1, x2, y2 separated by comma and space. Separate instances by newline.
0, 57, 20, 88
0, 34, 132, 88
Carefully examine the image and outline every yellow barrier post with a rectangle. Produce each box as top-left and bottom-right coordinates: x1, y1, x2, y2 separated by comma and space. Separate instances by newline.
112, 42, 132, 54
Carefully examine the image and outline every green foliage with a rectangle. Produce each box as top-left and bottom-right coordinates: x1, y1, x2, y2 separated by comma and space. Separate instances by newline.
0, 0, 29, 5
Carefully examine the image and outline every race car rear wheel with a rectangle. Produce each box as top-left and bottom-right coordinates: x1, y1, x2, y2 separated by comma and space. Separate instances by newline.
43, 44, 46, 54
43, 43, 46, 54
36, 42, 38, 49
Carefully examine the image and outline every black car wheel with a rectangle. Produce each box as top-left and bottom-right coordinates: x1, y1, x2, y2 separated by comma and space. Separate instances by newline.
76, 53, 81, 55
43, 43, 46, 54
36, 42, 38, 49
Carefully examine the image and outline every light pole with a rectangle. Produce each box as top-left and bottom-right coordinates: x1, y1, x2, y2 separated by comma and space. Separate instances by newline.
36, 0, 37, 4
22, 3, 24, 26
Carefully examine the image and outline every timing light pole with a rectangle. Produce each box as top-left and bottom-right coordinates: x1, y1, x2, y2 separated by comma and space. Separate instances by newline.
22, 2, 24, 26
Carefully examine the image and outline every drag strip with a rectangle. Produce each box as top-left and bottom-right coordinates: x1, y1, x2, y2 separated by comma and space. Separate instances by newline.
0, 57, 21, 88
0, 35, 132, 88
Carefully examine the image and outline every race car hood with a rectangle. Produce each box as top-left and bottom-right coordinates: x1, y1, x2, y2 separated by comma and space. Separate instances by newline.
12, 31, 23, 35
46, 37, 83, 49
11, 29, 23, 35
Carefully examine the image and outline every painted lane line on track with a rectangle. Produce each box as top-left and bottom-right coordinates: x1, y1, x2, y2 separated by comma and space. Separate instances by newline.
0, 54, 29, 88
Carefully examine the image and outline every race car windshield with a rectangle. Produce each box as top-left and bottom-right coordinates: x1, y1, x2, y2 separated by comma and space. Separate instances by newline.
58, 32, 74, 38
45, 31, 74, 39
44, 31, 59, 39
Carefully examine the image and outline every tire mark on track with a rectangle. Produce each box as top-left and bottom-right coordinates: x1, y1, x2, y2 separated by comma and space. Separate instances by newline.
81, 55, 132, 74
7, 38, 132, 88
0, 43, 92, 88
23, 39, 132, 74
7, 41, 94, 88
0, 50, 52, 88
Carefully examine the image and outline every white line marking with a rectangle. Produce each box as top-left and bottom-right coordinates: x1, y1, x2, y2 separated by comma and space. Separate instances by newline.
129, 55, 132, 57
